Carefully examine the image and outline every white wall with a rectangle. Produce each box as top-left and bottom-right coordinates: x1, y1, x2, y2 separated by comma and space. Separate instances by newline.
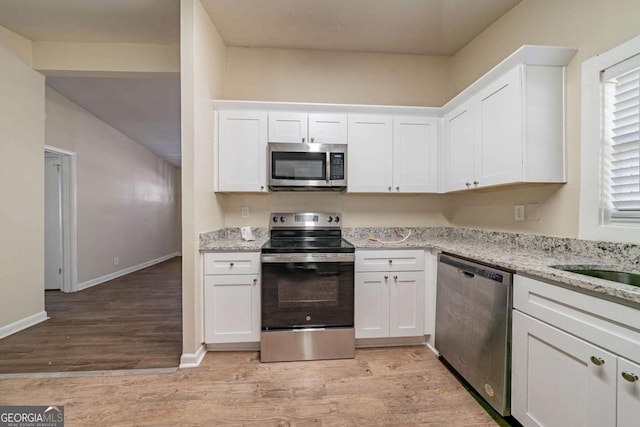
45, 87, 179, 285
180, 0, 228, 358
0, 42, 46, 332
447, 0, 640, 239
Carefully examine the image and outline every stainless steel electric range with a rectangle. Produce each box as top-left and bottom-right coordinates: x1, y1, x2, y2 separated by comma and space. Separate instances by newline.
260, 212, 355, 363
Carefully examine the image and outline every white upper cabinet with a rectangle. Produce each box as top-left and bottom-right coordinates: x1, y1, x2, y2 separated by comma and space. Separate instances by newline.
475, 66, 523, 187
443, 100, 476, 192
443, 64, 567, 192
268, 112, 347, 144
393, 116, 438, 193
268, 112, 308, 143
348, 114, 438, 193
216, 110, 268, 192
347, 114, 393, 192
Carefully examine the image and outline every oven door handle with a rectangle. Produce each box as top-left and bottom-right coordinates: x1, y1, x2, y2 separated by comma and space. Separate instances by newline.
261, 254, 355, 263
289, 264, 341, 275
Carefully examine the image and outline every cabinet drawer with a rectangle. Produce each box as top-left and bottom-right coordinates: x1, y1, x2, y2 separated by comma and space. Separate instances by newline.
204, 252, 260, 275
356, 250, 424, 272
514, 275, 640, 364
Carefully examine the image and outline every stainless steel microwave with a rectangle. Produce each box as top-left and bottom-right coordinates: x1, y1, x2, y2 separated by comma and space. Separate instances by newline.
268, 143, 347, 191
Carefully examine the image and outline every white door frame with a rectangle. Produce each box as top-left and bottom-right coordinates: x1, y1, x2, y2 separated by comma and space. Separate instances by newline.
45, 145, 77, 293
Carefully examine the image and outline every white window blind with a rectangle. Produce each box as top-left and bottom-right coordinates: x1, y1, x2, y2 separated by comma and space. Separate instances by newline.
602, 54, 640, 221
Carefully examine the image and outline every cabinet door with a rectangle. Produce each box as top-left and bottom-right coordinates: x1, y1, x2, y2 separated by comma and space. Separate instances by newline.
218, 111, 267, 192
308, 113, 347, 144
618, 357, 640, 427
347, 114, 393, 192
511, 311, 616, 427
443, 100, 475, 192
204, 274, 260, 343
268, 112, 308, 143
393, 116, 438, 192
389, 271, 424, 337
355, 272, 389, 339
475, 66, 523, 188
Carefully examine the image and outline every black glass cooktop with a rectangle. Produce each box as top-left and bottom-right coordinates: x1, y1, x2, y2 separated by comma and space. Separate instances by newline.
261, 237, 355, 254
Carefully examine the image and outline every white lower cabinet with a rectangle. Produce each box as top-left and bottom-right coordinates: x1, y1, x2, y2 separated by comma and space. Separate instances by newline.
203, 252, 261, 344
511, 275, 640, 427
512, 311, 616, 427
618, 357, 640, 427
355, 250, 425, 339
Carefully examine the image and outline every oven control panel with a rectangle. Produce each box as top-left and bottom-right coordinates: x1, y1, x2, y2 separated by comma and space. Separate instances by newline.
270, 212, 341, 228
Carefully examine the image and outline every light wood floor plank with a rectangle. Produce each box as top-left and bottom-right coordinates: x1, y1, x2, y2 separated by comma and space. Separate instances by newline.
0, 347, 497, 426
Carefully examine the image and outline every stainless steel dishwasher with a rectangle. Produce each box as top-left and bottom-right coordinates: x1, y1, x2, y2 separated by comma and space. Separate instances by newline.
435, 253, 513, 416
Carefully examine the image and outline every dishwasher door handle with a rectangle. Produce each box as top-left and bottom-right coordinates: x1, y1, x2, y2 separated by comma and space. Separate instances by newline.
459, 270, 475, 279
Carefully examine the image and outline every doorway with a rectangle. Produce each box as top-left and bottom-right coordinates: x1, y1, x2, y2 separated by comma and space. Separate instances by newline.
44, 146, 77, 293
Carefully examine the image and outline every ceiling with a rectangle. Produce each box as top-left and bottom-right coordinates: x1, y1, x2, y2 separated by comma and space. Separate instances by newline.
0, 0, 521, 167
47, 76, 182, 166
201, 0, 521, 56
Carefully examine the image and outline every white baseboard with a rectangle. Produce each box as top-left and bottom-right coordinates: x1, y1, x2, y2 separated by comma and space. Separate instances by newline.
0, 311, 48, 339
75, 252, 180, 292
179, 345, 206, 369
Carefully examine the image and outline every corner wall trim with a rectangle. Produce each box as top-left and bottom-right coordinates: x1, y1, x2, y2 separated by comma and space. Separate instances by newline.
0, 311, 48, 340
75, 252, 180, 292
179, 345, 206, 369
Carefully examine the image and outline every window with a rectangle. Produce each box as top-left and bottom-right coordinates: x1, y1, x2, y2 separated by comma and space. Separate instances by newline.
580, 34, 640, 243
602, 56, 640, 222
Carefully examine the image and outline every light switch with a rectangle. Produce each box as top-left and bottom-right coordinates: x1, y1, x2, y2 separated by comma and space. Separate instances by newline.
241, 206, 250, 218
514, 205, 525, 221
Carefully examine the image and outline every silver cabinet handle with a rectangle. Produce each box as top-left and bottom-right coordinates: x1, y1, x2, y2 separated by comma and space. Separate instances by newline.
384, 275, 388, 280
393, 275, 398, 281
466, 182, 471, 188
310, 137, 315, 142
388, 259, 393, 264
388, 186, 392, 191
590, 356, 605, 366
473, 180, 479, 185
260, 185, 264, 191
622, 372, 639, 382
396, 186, 400, 191
252, 278, 257, 285
229, 262, 234, 267
302, 137, 306, 142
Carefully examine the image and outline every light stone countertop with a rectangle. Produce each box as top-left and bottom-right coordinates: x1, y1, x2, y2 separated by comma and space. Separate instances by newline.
199, 226, 640, 307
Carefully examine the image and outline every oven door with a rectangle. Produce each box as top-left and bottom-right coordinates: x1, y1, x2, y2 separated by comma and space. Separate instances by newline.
261, 254, 354, 330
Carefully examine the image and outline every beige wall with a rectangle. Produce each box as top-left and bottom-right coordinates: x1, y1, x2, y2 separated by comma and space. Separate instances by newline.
45, 87, 179, 285
225, 47, 452, 106
0, 42, 46, 330
447, 0, 640, 238
221, 47, 453, 227
224, 193, 449, 228
33, 41, 180, 76
181, 0, 228, 356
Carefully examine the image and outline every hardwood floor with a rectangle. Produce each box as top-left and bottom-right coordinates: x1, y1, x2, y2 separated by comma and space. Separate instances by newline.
0, 347, 498, 426
0, 257, 182, 374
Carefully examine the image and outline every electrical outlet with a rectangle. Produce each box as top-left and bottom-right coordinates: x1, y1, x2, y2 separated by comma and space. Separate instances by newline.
514, 205, 525, 221
241, 206, 250, 218
113, 257, 119, 266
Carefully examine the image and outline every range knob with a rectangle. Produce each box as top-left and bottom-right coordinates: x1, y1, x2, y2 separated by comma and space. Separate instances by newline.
335, 216, 340, 223
272, 216, 278, 223
327, 216, 334, 223
279, 216, 286, 223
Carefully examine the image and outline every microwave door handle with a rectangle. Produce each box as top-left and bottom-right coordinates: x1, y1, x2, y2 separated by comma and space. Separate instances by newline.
325, 152, 331, 183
